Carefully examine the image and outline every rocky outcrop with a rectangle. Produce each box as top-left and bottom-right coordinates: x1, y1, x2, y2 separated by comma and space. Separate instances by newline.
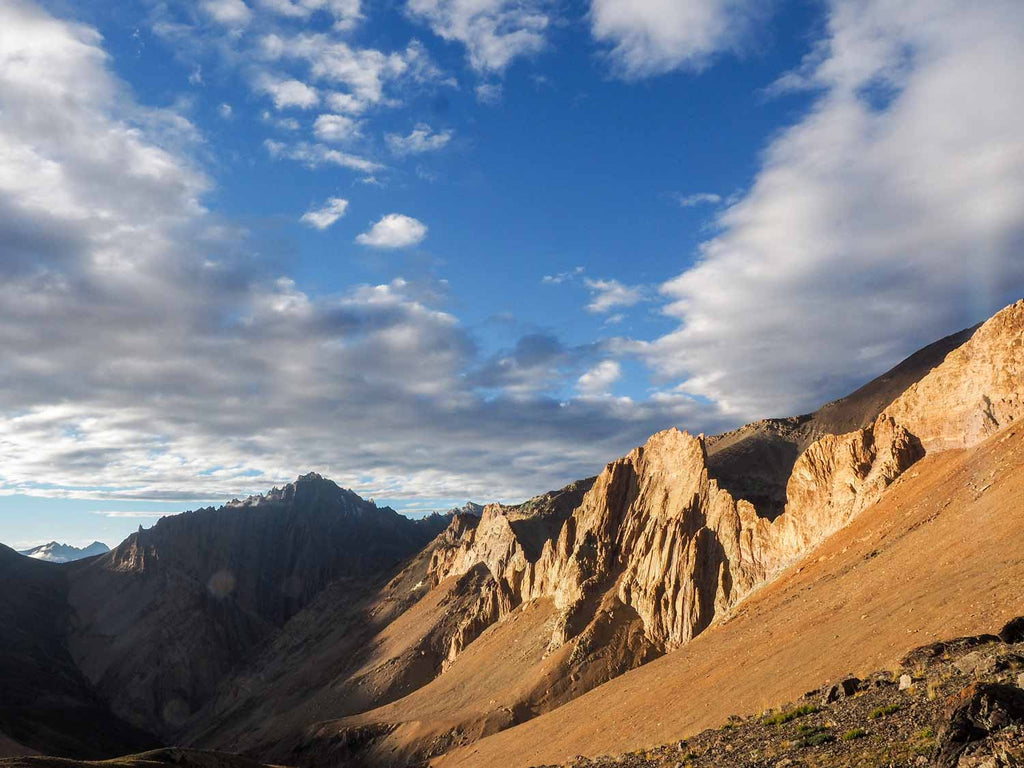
426, 300, 1024, 671
883, 299, 1024, 451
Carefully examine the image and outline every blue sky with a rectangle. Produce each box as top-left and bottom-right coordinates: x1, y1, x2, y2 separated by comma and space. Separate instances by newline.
1, 0, 1022, 549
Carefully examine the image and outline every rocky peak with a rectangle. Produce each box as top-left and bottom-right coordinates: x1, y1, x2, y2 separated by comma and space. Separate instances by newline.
424, 300, 1024, 678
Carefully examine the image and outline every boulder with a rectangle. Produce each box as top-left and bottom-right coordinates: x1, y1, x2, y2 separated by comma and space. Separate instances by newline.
934, 683, 1024, 768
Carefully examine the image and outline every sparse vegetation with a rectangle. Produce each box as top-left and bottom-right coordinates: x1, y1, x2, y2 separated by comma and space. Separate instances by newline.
869, 703, 901, 719
762, 703, 819, 725
842, 727, 867, 740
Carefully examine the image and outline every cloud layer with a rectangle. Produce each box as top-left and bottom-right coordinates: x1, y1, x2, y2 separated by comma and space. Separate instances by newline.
645, 0, 1024, 419
0, 0, 718, 506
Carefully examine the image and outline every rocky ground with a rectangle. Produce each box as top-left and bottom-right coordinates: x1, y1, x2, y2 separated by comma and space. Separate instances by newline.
541, 619, 1024, 768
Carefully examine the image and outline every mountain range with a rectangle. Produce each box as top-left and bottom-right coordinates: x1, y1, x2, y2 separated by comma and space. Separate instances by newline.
0, 299, 1021, 768
17, 542, 110, 564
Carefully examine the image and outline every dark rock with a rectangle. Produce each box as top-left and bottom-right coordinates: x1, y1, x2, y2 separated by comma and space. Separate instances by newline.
934, 683, 1024, 768
999, 617, 1024, 645
902, 634, 1001, 668
823, 677, 861, 703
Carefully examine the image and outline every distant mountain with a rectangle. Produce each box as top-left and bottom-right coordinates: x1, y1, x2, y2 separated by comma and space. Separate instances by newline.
18, 541, 110, 563
447, 502, 484, 516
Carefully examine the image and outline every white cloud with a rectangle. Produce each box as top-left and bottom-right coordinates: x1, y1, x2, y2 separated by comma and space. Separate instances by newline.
542, 266, 585, 284
265, 139, 382, 173
257, 0, 362, 29
356, 213, 428, 248
577, 360, 622, 396
0, 0, 728, 515
589, 0, 764, 78
201, 0, 252, 28
673, 191, 721, 207
475, 82, 503, 104
645, 0, 1024, 419
257, 75, 320, 109
261, 35, 448, 115
89, 510, 177, 519
406, 0, 549, 73
301, 197, 349, 229
386, 123, 453, 156
584, 278, 645, 313
313, 113, 360, 142
219, 103, 233, 119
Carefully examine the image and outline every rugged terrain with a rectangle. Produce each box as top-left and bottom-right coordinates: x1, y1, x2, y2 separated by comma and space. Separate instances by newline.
0, 300, 1021, 768
539, 618, 1024, 768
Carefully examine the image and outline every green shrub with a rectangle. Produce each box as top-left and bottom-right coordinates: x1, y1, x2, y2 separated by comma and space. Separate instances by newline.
796, 726, 835, 747
869, 703, 901, 719
762, 704, 820, 725
842, 728, 867, 741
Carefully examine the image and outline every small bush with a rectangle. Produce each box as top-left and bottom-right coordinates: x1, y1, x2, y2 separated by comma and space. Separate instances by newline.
842, 728, 868, 741
762, 704, 820, 725
869, 703, 901, 719
796, 726, 835, 748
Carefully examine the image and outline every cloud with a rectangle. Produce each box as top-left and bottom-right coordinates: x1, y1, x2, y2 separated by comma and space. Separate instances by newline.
201, 0, 252, 28
257, 0, 362, 29
673, 191, 722, 207
265, 139, 382, 173
406, 0, 549, 73
89, 510, 178, 519
356, 213, 428, 248
475, 82, 503, 104
577, 360, 622, 396
644, 0, 1024, 419
386, 123, 453, 156
257, 75, 320, 109
542, 266, 585, 285
260, 34, 449, 115
584, 278, 645, 313
218, 103, 233, 119
313, 113, 361, 142
589, 0, 765, 78
300, 197, 349, 229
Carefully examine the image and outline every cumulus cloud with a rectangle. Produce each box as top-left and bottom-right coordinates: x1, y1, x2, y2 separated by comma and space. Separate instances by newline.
202, 0, 252, 28
301, 197, 349, 229
542, 266, 585, 284
589, 0, 764, 78
313, 113, 361, 142
406, 0, 549, 73
584, 278, 645, 313
645, 0, 1024, 419
577, 360, 622, 396
386, 123, 453, 156
356, 213, 428, 248
257, 74, 320, 109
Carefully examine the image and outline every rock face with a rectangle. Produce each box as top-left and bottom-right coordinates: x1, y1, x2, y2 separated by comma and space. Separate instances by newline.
65, 474, 449, 740
426, 300, 1024, 670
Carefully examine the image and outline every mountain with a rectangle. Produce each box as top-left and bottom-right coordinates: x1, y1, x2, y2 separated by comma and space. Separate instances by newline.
0, 474, 448, 757
1, 300, 1021, 768
217, 300, 1021, 768
18, 542, 110, 564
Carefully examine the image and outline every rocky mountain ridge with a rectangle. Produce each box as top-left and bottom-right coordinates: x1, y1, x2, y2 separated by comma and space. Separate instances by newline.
425, 300, 1022, 673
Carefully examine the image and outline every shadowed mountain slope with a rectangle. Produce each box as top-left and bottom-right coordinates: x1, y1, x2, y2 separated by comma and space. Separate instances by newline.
62, 474, 449, 743
0, 545, 158, 760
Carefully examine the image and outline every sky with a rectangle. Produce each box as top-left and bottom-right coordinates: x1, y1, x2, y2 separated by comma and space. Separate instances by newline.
1, 0, 1023, 549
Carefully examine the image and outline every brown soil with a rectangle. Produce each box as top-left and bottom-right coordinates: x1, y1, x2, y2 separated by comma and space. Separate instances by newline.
435, 425, 1024, 768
